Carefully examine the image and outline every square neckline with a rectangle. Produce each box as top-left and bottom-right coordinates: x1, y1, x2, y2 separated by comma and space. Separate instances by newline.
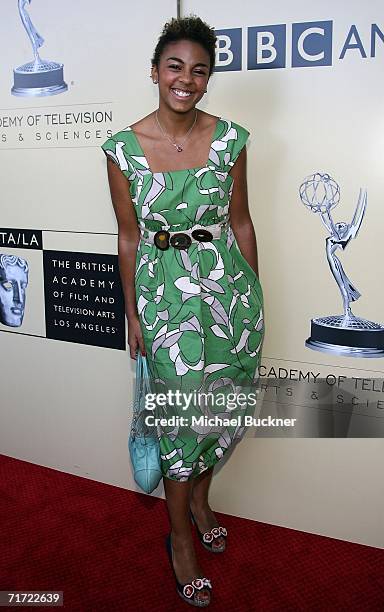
128, 116, 222, 175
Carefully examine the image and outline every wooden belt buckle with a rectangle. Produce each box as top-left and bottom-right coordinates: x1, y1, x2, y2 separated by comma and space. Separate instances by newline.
154, 230, 170, 250
191, 228, 214, 242
170, 233, 192, 250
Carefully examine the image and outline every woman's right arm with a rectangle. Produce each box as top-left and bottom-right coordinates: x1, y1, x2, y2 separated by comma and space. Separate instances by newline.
105, 157, 146, 360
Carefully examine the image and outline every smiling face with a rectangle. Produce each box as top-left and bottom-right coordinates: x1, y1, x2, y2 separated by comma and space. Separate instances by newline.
152, 39, 211, 113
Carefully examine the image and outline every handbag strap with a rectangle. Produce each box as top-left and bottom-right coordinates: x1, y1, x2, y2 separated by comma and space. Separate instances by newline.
133, 352, 152, 418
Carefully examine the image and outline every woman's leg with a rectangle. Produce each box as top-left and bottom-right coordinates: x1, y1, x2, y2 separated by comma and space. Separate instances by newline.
163, 476, 211, 604
189, 467, 226, 550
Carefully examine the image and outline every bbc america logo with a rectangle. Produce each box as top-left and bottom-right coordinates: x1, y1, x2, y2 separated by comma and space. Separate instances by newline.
214, 21, 384, 70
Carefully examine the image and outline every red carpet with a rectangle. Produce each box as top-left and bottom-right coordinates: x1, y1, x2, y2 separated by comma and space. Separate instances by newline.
0, 454, 383, 611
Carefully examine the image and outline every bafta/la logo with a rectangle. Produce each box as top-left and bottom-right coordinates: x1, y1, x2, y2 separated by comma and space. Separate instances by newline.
0, 253, 29, 327
299, 172, 384, 358
12, 0, 68, 97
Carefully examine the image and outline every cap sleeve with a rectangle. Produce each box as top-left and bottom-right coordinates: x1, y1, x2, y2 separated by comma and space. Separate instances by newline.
101, 132, 136, 182
229, 123, 250, 170
101, 135, 120, 165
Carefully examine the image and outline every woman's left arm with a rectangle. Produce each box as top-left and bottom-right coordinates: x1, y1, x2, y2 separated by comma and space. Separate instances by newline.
229, 146, 259, 277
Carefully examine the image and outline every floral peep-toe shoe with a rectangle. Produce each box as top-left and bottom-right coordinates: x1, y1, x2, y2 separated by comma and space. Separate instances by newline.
165, 532, 212, 607
189, 509, 227, 553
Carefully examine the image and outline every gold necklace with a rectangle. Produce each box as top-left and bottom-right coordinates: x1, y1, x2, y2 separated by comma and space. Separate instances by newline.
155, 110, 198, 152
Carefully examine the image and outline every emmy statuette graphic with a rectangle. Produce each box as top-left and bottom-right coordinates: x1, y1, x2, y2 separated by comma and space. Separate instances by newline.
299, 172, 384, 357
12, 0, 67, 97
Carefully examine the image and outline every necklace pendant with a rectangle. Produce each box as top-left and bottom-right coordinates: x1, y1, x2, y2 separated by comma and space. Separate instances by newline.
156, 110, 198, 153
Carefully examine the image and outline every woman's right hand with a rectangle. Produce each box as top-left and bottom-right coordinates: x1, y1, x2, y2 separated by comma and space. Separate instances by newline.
127, 314, 146, 360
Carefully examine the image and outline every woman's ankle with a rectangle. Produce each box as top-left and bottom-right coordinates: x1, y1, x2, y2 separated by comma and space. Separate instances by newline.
190, 496, 209, 513
170, 528, 194, 546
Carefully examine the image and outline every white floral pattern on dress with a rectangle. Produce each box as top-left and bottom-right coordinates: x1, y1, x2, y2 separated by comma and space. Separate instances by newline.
102, 118, 264, 481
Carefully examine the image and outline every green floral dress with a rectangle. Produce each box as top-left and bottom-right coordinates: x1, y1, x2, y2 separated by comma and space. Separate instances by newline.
102, 117, 264, 481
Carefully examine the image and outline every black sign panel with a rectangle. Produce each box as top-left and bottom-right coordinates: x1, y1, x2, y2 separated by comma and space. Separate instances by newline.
43, 250, 125, 350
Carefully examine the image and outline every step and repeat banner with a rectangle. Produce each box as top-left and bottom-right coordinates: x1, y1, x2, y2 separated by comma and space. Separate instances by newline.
185, 0, 384, 437
1, 0, 383, 546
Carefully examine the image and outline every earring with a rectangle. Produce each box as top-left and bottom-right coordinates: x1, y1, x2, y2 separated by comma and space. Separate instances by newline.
153, 80, 158, 84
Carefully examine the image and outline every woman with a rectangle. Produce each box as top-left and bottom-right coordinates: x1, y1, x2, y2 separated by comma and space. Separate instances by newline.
102, 15, 264, 608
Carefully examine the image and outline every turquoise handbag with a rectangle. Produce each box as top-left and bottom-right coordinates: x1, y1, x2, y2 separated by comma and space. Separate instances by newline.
128, 351, 162, 494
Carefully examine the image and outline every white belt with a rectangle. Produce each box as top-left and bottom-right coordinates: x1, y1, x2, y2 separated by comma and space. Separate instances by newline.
139, 221, 229, 247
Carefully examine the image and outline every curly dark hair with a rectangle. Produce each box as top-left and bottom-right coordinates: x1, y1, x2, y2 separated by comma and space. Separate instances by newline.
151, 15, 217, 77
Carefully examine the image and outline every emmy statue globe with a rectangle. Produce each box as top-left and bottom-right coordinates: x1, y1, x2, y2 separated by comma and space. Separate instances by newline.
11, 0, 67, 97
299, 172, 384, 357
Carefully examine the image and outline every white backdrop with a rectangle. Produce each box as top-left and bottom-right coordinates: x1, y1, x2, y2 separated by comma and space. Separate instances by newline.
0, 0, 383, 548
